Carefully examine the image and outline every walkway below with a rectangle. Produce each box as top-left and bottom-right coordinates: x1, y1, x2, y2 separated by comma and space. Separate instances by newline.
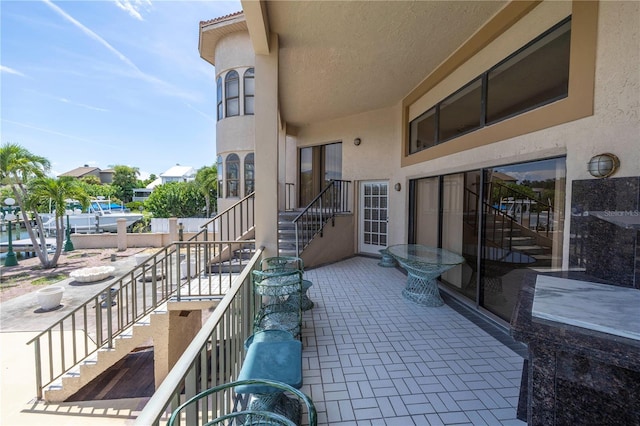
0, 255, 526, 425
1, 256, 137, 332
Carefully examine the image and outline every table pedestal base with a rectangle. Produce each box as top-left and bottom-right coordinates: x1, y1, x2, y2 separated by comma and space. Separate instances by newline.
378, 249, 397, 267
402, 273, 444, 307
248, 392, 302, 425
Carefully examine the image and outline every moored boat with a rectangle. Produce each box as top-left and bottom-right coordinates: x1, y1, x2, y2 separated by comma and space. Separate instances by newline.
39, 197, 143, 234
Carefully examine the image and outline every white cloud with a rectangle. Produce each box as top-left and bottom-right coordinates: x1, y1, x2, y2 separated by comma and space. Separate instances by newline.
42, 0, 144, 74
0, 65, 26, 77
2, 119, 120, 149
58, 97, 109, 112
113, 0, 152, 21
41, 0, 198, 103
184, 103, 216, 123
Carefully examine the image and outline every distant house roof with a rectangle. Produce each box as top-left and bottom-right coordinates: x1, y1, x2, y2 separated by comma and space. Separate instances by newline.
147, 177, 162, 189
59, 166, 101, 178
59, 166, 115, 184
160, 165, 196, 181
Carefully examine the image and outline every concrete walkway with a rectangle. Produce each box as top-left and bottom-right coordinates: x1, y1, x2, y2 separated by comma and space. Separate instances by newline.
1, 255, 145, 426
1, 256, 138, 332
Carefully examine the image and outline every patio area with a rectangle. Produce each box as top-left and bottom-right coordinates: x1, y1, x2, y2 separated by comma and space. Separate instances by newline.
1, 255, 526, 425
299, 256, 526, 425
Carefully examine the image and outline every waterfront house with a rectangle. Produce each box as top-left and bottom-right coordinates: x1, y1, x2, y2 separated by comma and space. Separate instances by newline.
7, 2, 637, 424
200, 0, 639, 328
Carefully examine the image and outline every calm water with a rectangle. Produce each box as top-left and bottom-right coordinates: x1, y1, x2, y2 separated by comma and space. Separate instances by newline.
0, 228, 29, 243
0, 227, 30, 259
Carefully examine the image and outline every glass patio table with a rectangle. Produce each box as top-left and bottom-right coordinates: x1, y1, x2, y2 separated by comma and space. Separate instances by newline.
387, 244, 465, 307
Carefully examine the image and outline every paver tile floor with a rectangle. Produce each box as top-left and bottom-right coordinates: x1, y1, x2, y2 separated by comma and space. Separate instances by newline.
1, 255, 526, 425
300, 256, 525, 425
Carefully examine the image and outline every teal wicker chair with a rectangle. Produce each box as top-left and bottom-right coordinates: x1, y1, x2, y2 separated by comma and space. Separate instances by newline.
261, 256, 304, 272
167, 379, 316, 426
253, 269, 303, 338
260, 257, 314, 311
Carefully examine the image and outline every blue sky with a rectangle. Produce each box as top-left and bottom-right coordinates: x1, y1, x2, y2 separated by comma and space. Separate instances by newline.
1, 0, 242, 179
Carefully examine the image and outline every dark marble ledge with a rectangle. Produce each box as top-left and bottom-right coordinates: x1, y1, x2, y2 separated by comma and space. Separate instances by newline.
511, 272, 640, 372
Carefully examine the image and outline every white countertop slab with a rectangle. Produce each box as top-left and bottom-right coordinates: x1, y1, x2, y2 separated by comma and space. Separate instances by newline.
532, 275, 640, 341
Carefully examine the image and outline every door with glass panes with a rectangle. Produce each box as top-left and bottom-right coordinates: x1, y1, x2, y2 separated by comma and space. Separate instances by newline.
359, 181, 389, 255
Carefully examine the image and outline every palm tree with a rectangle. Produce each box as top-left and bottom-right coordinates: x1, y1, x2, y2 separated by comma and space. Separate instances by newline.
0, 143, 55, 267
195, 165, 218, 217
28, 177, 90, 267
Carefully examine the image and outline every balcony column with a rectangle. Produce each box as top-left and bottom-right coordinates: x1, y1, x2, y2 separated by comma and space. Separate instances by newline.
254, 33, 279, 257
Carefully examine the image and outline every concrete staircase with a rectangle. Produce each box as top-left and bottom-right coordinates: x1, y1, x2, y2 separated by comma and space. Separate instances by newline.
44, 307, 168, 402
207, 226, 256, 273
278, 210, 300, 257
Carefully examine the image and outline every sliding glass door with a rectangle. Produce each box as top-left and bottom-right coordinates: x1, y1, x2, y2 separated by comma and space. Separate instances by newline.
411, 157, 565, 322
299, 142, 342, 207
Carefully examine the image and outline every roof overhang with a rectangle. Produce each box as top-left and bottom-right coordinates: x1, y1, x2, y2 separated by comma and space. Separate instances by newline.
241, 0, 509, 128
199, 11, 248, 67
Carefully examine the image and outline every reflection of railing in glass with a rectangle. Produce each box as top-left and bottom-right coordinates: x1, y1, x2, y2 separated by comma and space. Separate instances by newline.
490, 181, 555, 236
464, 181, 555, 252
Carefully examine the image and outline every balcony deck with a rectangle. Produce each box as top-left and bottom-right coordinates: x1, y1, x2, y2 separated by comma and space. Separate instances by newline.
301, 256, 526, 425
0, 255, 526, 425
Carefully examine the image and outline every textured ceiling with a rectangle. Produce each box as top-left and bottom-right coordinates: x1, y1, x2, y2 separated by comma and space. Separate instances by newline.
265, 1, 507, 127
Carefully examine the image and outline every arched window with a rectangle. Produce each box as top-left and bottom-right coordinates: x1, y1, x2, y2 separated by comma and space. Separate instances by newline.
225, 70, 239, 117
244, 153, 254, 196
244, 68, 255, 115
216, 155, 223, 197
226, 153, 240, 197
216, 76, 223, 120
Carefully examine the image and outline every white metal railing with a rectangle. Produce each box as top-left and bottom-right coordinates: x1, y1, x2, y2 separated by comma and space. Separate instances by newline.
293, 180, 351, 256
201, 192, 255, 242
27, 237, 256, 400
135, 247, 263, 425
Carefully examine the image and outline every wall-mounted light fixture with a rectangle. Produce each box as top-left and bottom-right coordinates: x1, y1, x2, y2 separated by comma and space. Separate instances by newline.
353, 137, 361, 146
394, 183, 402, 191
587, 153, 620, 178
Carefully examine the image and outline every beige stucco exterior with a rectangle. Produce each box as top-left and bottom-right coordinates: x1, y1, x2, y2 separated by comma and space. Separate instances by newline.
203, 26, 256, 214
152, 309, 202, 388
200, 0, 638, 267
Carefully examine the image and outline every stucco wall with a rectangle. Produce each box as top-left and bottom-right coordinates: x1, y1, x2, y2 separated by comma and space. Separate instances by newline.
214, 31, 254, 75
217, 122, 255, 154
408, 1, 637, 266
215, 30, 256, 213
71, 233, 180, 249
298, 106, 399, 182
300, 215, 355, 268
291, 1, 639, 262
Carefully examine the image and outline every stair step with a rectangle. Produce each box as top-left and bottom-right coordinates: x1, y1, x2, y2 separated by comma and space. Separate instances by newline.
47, 382, 63, 391
278, 249, 298, 257
64, 368, 81, 378
531, 254, 554, 261
510, 236, 535, 244
512, 245, 551, 254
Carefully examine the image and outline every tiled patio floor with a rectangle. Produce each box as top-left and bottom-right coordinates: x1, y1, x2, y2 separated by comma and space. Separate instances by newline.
300, 256, 526, 425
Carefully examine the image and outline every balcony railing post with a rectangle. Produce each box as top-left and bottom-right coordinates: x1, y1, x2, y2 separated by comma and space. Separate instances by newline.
107, 291, 114, 349
34, 339, 42, 399
332, 181, 337, 225
319, 195, 324, 237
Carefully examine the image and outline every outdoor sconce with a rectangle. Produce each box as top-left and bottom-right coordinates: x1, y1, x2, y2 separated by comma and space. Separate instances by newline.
587, 153, 620, 178
394, 183, 402, 191
353, 137, 361, 146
